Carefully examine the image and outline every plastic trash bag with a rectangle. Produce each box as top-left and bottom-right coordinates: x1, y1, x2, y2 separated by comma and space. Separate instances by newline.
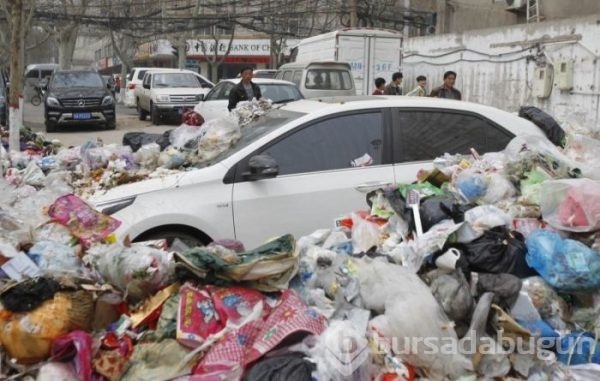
563, 134, 600, 179
196, 118, 241, 163
29, 240, 85, 277
85, 242, 172, 300
451, 226, 537, 278
22, 160, 45, 187
51, 331, 94, 381
158, 146, 187, 169
521, 276, 570, 331
170, 124, 208, 149
427, 270, 473, 336
526, 229, 600, 291
36, 362, 79, 381
122, 132, 163, 152
464, 205, 511, 235
134, 143, 161, 169
455, 169, 487, 202
552, 363, 600, 381
557, 331, 600, 365
518, 106, 566, 147
476, 273, 522, 310
480, 172, 517, 204
540, 179, 600, 232
352, 213, 381, 253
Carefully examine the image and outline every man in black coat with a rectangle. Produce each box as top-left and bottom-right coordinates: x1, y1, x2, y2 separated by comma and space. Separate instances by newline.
228, 66, 262, 111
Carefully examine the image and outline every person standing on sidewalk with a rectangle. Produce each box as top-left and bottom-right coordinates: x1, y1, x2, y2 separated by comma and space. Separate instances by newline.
430, 71, 461, 100
384, 72, 403, 95
406, 75, 427, 97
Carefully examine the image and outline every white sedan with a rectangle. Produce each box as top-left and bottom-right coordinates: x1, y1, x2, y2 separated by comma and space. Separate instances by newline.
93, 96, 546, 249
194, 78, 303, 121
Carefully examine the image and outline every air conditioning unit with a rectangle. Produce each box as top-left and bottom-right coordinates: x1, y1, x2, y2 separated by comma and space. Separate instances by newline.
505, 0, 526, 10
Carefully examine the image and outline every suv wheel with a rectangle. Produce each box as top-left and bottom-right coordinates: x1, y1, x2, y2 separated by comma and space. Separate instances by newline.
137, 101, 148, 120
151, 103, 161, 125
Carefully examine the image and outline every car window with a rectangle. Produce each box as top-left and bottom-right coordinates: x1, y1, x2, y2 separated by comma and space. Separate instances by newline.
259, 111, 384, 175
143, 74, 151, 87
137, 70, 148, 80
259, 84, 302, 103
305, 69, 352, 90
26, 70, 39, 79
282, 71, 293, 81
41, 70, 54, 78
196, 76, 213, 89
204, 83, 224, 101
50, 72, 104, 88
220, 83, 236, 100
292, 71, 302, 86
152, 73, 200, 88
395, 109, 514, 162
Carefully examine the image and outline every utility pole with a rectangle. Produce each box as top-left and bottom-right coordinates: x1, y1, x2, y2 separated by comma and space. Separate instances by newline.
350, 0, 358, 27
8, 0, 24, 154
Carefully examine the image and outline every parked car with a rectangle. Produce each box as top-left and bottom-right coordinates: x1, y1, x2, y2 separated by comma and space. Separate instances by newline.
92, 96, 546, 248
135, 69, 215, 125
24, 63, 58, 102
125, 67, 213, 108
275, 61, 355, 98
194, 78, 303, 121
44, 70, 116, 132
236, 69, 278, 79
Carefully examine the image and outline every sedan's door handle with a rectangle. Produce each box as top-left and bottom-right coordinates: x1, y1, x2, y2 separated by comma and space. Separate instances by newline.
354, 181, 393, 193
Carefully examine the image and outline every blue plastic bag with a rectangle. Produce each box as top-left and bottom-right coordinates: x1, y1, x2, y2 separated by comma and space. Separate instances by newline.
557, 332, 600, 365
455, 170, 487, 202
526, 230, 600, 291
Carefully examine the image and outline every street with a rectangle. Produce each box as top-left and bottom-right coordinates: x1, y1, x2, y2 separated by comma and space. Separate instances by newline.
23, 101, 177, 146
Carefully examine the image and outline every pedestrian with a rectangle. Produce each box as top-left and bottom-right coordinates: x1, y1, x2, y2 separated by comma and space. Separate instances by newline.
406, 75, 427, 97
384, 72, 403, 95
430, 71, 462, 100
115, 75, 121, 93
228, 66, 262, 111
372, 77, 386, 95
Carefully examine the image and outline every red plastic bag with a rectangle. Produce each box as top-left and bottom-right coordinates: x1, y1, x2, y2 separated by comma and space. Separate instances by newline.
50, 331, 93, 381
48, 194, 121, 246
540, 179, 600, 232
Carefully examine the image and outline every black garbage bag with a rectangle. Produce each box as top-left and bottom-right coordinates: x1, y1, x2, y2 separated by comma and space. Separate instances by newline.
244, 353, 314, 381
450, 227, 538, 278
476, 273, 522, 310
519, 106, 566, 147
122, 132, 162, 152
156, 130, 173, 151
420, 195, 476, 231
0, 277, 61, 312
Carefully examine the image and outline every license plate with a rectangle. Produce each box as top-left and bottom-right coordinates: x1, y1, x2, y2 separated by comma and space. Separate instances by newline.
73, 112, 91, 120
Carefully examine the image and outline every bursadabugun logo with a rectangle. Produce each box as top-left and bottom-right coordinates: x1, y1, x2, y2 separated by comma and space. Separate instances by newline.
323, 320, 370, 377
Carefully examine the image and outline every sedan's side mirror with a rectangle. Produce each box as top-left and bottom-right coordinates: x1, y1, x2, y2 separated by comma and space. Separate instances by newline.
243, 154, 279, 181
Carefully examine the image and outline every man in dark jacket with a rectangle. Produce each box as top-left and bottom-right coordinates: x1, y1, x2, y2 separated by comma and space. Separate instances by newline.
430, 71, 462, 100
228, 67, 262, 111
383, 72, 403, 95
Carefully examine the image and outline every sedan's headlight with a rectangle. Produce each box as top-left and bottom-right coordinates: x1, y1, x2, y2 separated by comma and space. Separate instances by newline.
46, 96, 60, 107
96, 196, 136, 215
156, 94, 170, 103
101, 95, 114, 106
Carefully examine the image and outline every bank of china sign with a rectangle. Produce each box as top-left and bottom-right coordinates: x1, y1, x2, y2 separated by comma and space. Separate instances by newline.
187, 39, 272, 56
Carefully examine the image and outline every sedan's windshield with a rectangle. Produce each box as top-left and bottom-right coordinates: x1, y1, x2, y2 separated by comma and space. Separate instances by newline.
260, 84, 303, 103
198, 108, 306, 167
153, 73, 200, 88
51, 72, 104, 88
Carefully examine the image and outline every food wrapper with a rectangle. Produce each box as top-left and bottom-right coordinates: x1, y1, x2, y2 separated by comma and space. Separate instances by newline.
48, 194, 121, 246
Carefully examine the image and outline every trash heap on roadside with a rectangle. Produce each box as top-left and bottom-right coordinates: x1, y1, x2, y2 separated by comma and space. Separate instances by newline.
1, 99, 273, 200
2, 106, 600, 379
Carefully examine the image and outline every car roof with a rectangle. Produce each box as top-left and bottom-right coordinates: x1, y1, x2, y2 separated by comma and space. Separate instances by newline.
219, 78, 297, 86
278, 61, 352, 69
278, 96, 545, 136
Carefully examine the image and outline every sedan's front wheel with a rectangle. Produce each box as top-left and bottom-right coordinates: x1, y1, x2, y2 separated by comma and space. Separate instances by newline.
151, 103, 161, 125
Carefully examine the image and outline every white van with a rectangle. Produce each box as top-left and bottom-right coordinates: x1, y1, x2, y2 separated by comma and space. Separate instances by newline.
275, 61, 355, 98
24, 63, 59, 101
124, 67, 214, 108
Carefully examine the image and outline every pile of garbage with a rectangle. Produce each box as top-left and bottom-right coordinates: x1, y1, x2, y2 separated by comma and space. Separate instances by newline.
3, 105, 600, 379
1, 100, 273, 200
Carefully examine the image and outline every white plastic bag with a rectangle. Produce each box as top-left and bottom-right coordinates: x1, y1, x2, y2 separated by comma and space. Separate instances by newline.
464, 205, 511, 234
351, 213, 380, 254
480, 173, 516, 204
134, 143, 161, 169
196, 118, 241, 163
158, 147, 187, 169
539, 178, 600, 232
22, 160, 45, 187
169, 124, 207, 149
29, 240, 85, 277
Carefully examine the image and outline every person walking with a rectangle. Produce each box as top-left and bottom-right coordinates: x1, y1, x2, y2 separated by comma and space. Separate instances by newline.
406, 75, 427, 97
228, 66, 262, 111
384, 72, 403, 95
430, 71, 461, 100
372, 77, 386, 95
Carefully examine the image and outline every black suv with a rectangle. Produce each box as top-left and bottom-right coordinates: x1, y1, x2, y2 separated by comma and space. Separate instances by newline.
44, 70, 116, 132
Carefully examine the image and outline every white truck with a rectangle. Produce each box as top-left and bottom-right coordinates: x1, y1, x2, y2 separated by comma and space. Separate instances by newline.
292, 28, 403, 96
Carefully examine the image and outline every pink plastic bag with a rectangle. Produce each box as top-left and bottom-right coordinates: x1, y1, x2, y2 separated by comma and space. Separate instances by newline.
50, 331, 93, 381
540, 179, 600, 232
48, 194, 121, 246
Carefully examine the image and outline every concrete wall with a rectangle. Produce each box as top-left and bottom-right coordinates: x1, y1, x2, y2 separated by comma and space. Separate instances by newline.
402, 15, 600, 131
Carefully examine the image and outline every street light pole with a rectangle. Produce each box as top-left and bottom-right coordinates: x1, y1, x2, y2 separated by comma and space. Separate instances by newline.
8, 0, 24, 154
